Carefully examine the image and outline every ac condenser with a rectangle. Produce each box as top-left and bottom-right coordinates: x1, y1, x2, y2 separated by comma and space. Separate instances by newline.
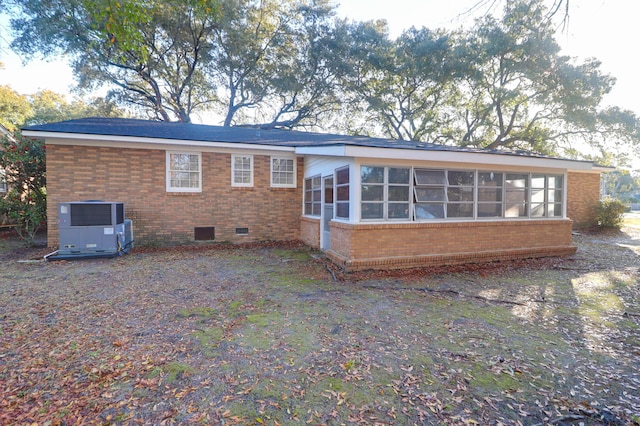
51, 201, 134, 259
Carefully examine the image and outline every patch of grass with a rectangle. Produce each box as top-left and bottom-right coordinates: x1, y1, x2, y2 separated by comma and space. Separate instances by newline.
469, 364, 520, 393
228, 300, 245, 318
273, 249, 314, 261
246, 312, 281, 327
193, 326, 224, 356
158, 362, 194, 383
177, 306, 217, 319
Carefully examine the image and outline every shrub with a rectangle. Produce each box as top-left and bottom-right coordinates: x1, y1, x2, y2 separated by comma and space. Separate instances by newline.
0, 132, 46, 246
595, 198, 627, 229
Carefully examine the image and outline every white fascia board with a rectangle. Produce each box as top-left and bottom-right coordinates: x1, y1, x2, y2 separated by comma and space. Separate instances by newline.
22, 131, 296, 153
295, 145, 348, 156
296, 145, 595, 171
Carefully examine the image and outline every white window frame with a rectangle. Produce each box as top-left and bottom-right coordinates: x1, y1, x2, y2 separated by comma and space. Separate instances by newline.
304, 175, 322, 216
231, 154, 254, 187
166, 151, 202, 193
361, 165, 411, 220
0, 167, 7, 193
355, 166, 566, 223
270, 156, 296, 188
335, 166, 350, 220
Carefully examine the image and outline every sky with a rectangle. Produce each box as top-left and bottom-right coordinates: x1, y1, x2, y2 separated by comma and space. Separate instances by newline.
0, 0, 638, 116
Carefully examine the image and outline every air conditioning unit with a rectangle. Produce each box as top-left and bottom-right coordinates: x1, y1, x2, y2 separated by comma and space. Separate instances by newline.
51, 201, 134, 259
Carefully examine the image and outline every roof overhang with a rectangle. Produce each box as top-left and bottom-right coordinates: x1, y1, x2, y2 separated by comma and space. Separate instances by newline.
295, 145, 597, 171
22, 130, 296, 153
23, 128, 603, 172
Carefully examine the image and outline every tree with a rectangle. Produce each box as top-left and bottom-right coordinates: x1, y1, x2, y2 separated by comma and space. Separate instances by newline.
464, 0, 570, 29
0, 86, 125, 244
341, 25, 463, 142
27, 90, 124, 125
602, 170, 640, 202
208, 0, 300, 126
0, 86, 124, 129
248, 0, 347, 129
0, 86, 32, 131
0, 132, 46, 246
8, 0, 222, 122
207, 0, 346, 129
452, 0, 638, 156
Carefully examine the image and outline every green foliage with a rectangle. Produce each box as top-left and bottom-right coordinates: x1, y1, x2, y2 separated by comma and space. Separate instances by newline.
595, 197, 627, 229
26, 90, 124, 126
0, 86, 124, 129
6, 0, 639, 159
0, 133, 47, 246
0, 86, 33, 131
601, 170, 640, 203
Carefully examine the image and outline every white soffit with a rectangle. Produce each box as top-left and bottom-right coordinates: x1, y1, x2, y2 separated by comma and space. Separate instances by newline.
295, 145, 595, 171
21, 131, 296, 153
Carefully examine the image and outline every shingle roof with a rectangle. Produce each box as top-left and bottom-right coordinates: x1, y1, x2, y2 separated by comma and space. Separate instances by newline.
22, 117, 578, 162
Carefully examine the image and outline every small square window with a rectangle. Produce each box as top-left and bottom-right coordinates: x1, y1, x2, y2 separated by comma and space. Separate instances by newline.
235, 227, 249, 235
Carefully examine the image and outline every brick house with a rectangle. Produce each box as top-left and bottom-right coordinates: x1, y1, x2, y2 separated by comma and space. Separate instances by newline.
23, 117, 607, 271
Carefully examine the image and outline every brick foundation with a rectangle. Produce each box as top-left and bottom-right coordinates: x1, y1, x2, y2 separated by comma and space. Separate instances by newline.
325, 219, 576, 271
300, 216, 320, 248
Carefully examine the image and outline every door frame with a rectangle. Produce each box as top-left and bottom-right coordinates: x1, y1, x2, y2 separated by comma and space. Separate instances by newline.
321, 175, 334, 250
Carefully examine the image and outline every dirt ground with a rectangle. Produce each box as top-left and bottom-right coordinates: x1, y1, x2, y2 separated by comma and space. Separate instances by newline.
0, 225, 639, 425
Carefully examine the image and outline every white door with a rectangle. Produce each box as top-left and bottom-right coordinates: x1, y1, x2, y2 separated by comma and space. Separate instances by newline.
321, 176, 334, 250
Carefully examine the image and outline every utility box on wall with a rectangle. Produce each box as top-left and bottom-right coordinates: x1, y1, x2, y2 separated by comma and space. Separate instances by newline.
55, 201, 133, 258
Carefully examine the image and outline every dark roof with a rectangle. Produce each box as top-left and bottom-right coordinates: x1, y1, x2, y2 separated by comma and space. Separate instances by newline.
22, 117, 577, 161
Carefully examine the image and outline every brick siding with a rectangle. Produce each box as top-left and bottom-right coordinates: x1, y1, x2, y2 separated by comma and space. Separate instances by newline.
300, 216, 320, 248
326, 219, 576, 271
46, 144, 598, 271
46, 145, 302, 247
566, 171, 600, 228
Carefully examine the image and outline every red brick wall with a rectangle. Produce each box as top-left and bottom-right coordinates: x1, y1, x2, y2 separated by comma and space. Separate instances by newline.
326, 219, 576, 271
567, 171, 600, 228
300, 216, 320, 248
46, 145, 302, 247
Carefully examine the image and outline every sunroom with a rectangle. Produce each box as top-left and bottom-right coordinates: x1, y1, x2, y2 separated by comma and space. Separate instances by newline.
297, 143, 593, 271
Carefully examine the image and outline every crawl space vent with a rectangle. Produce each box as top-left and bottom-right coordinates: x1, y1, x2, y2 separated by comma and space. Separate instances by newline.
194, 226, 215, 241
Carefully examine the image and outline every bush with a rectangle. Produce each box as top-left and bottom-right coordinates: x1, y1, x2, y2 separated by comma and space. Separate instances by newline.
0, 132, 46, 246
595, 198, 627, 229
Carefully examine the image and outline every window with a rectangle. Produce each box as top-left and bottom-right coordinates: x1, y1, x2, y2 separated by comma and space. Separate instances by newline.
304, 175, 322, 216
166, 152, 201, 192
271, 157, 296, 187
531, 174, 563, 217
478, 171, 503, 218
0, 167, 6, 193
505, 173, 529, 217
414, 169, 474, 220
335, 166, 350, 219
361, 166, 410, 220
232, 154, 253, 187
315, 166, 565, 223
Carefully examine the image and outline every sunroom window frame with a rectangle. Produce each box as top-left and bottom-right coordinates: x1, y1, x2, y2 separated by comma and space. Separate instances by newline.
360, 165, 411, 221
304, 174, 322, 217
